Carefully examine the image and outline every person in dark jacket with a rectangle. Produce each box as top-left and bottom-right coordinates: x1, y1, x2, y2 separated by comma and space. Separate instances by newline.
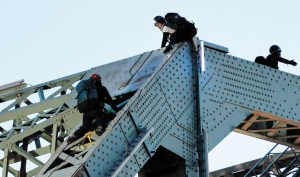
67, 74, 118, 144
265, 45, 297, 69
153, 15, 177, 53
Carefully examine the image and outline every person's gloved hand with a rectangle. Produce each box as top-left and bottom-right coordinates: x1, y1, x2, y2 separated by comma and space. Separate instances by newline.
290, 60, 297, 66
163, 45, 173, 53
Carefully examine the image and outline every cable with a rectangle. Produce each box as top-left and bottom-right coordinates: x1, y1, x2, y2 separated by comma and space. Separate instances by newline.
118, 50, 154, 90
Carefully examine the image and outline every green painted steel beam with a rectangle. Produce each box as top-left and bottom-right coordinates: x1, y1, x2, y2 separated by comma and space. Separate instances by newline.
0, 94, 71, 123
46, 76, 79, 99
0, 159, 19, 176
0, 72, 85, 102
2, 148, 9, 177
6, 145, 51, 164
11, 144, 44, 167
27, 167, 42, 177
0, 108, 79, 149
51, 123, 58, 155
0, 83, 27, 96
1, 88, 37, 112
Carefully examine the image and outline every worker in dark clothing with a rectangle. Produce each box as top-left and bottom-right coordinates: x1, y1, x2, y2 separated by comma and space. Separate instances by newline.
153, 13, 197, 53
265, 45, 297, 69
153, 15, 177, 53
67, 74, 118, 144
95, 77, 119, 117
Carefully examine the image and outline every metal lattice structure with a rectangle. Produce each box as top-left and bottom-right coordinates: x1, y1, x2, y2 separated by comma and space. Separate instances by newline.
210, 144, 300, 176
0, 38, 300, 177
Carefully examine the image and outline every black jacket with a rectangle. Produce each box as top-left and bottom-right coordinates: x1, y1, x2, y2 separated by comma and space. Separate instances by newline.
161, 32, 169, 48
265, 54, 292, 69
96, 82, 119, 112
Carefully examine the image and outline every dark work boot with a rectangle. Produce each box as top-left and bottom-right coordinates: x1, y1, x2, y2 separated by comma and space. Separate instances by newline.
67, 135, 77, 144
95, 126, 104, 136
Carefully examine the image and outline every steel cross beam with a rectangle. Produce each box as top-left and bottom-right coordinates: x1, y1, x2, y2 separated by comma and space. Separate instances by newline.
199, 48, 300, 152
210, 146, 300, 177
234, 110, 300, 149
0, 73, 85, 177
1, 38, 300, 177
0, 41, 202, 176
36, 41, 203, 177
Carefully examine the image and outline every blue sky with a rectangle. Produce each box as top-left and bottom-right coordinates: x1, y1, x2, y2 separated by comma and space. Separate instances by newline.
1, 0, 300, 174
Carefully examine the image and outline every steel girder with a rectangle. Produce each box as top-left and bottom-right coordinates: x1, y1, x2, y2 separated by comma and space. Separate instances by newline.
0, 50, 160, 176
0, 40, 206, 177
36, 41, 203, 177
210, 144, 300, 176
200, 48, 300, 151
0, 72, 86, 177
1, 37, 300, 177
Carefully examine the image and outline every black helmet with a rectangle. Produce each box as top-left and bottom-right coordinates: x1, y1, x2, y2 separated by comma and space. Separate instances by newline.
153, 16, 166, 26
269, 45, 281, 54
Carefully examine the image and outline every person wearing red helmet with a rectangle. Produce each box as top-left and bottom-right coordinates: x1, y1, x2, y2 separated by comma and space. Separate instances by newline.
90, 73, 101, 80
67, 74, 119, 144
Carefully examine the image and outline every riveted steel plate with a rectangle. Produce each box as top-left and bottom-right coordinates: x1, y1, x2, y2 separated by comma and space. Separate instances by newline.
201, 47, 300, 151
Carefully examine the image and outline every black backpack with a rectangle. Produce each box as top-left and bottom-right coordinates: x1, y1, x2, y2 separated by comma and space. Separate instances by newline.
165, 13, 197, 40
254, 56, 267, 65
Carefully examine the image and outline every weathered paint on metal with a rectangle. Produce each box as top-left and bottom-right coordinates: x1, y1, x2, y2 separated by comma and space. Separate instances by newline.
1, 37, 299, 177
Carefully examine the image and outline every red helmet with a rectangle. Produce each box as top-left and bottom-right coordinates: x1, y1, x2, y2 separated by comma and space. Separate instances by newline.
90, 74, 101, 80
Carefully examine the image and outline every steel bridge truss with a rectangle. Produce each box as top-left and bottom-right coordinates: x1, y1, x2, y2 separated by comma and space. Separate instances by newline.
1, 38, 300, 177
210, 144, 300, 177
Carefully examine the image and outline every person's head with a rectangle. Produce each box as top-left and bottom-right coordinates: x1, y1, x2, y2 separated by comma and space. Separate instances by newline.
90, 74, 102, 87
90, 74, 101, 81
269, 45, 281, 57
153, 16, 165, 29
